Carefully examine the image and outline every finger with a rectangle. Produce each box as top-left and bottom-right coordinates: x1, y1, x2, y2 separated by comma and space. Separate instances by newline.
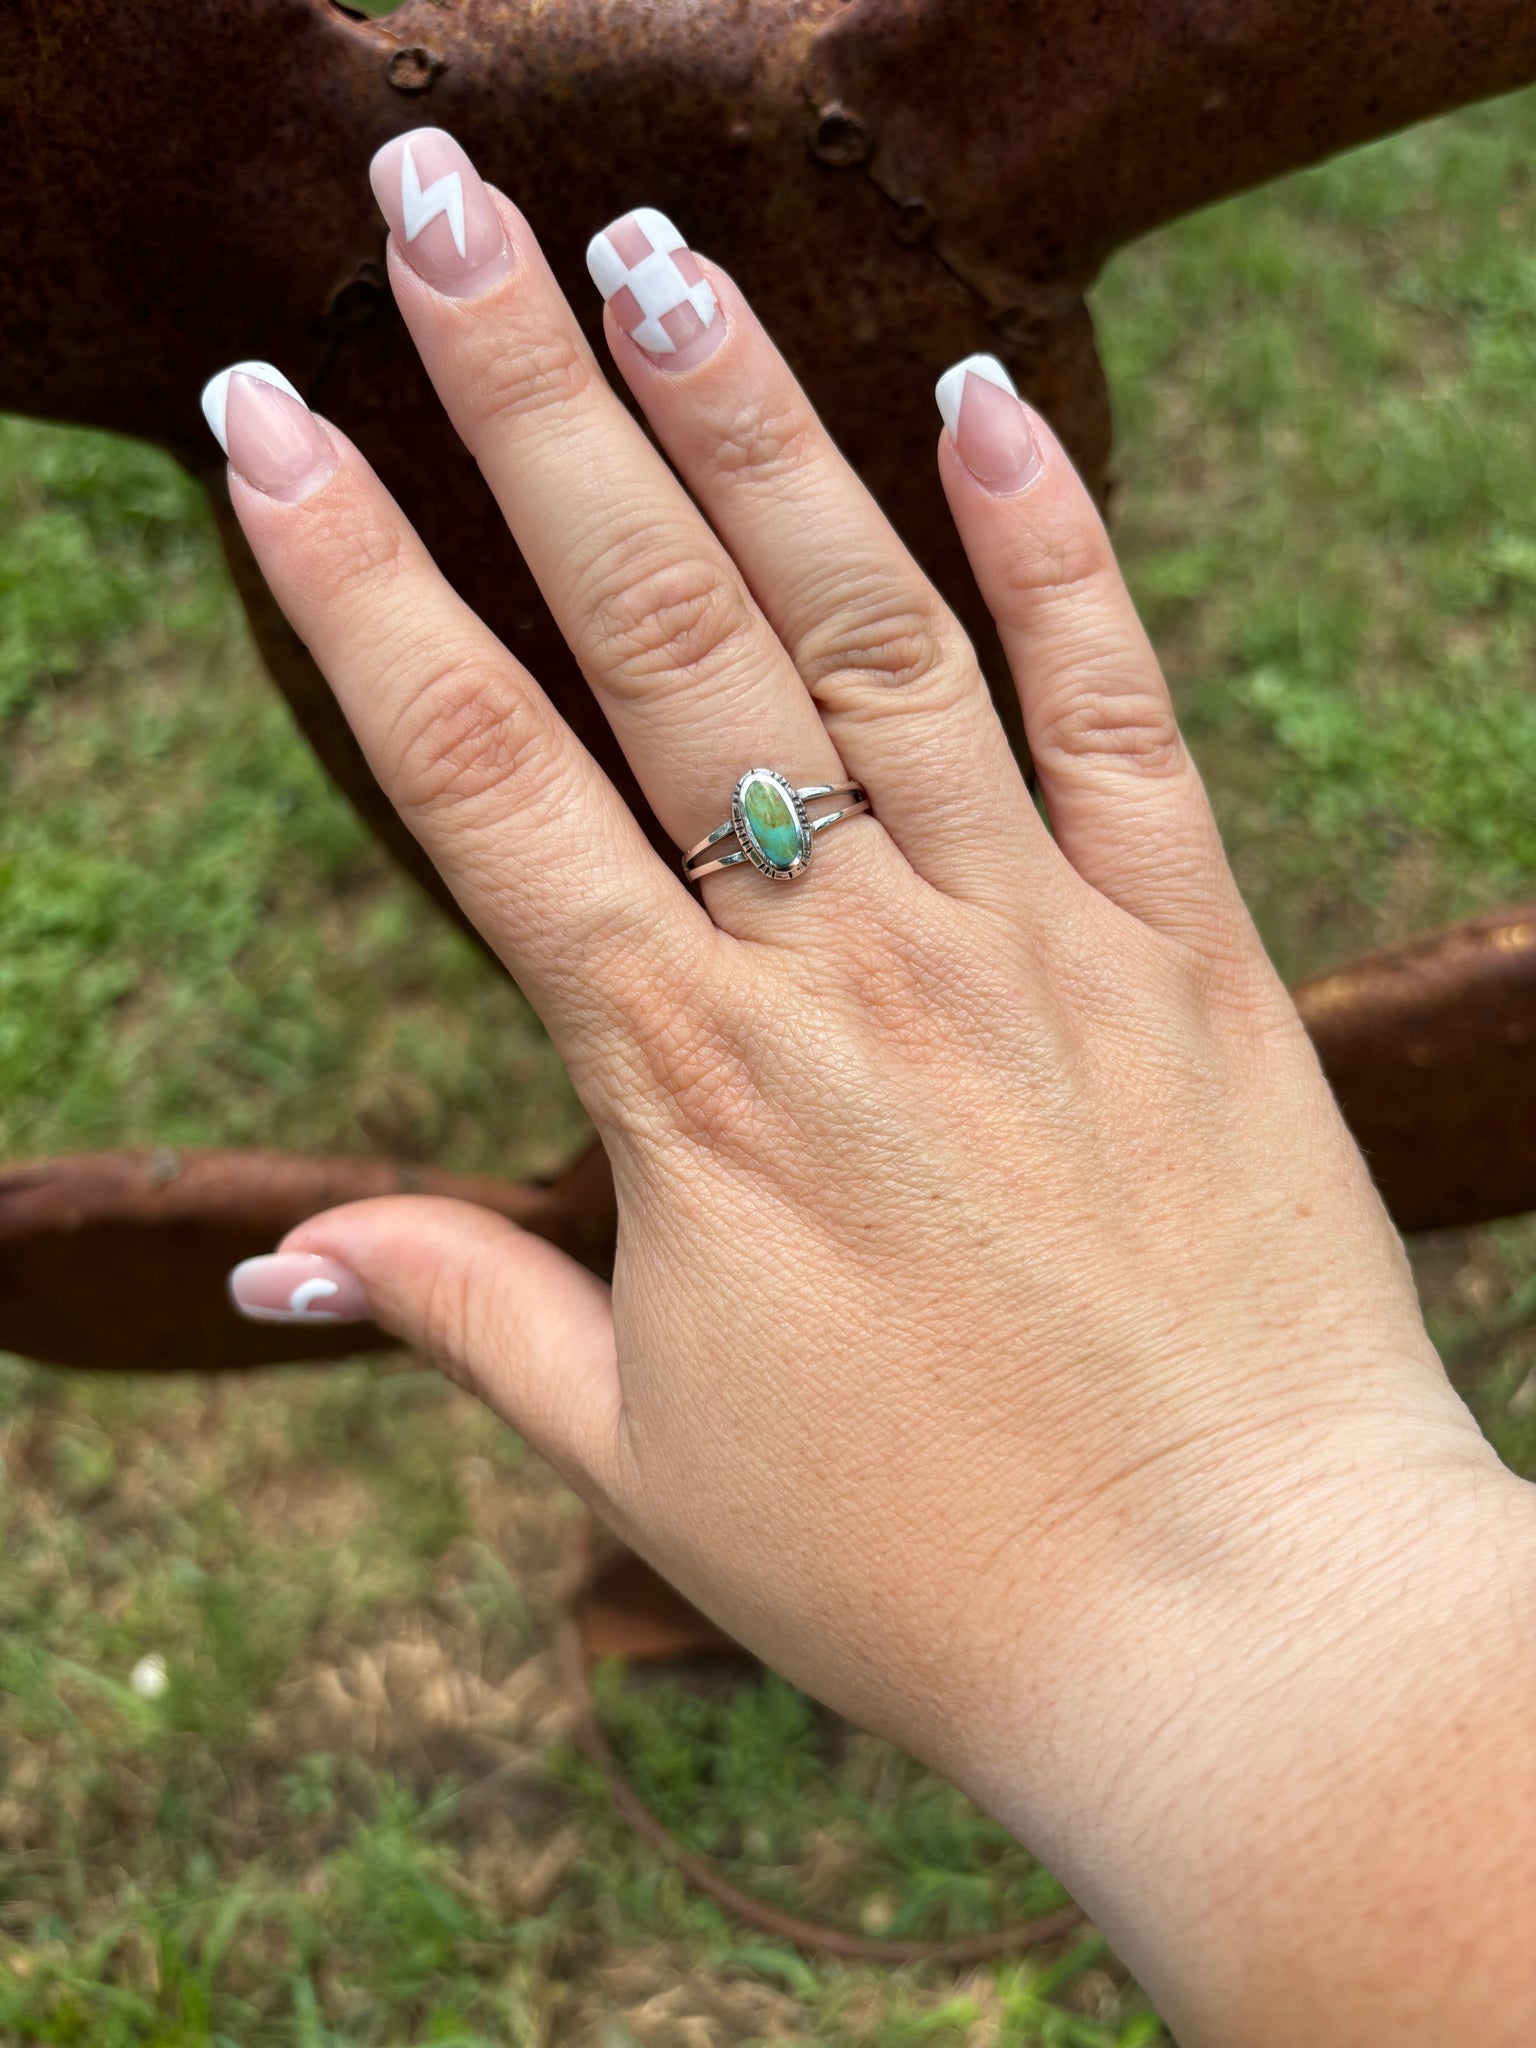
229, 1197, 625, 1494
935, 355, 1256, 961
202, 360, 708, 1057
588, 249, 1047, 909
368, 134, 850, 898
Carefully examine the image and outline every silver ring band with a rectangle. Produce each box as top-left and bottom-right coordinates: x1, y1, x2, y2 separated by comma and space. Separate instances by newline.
682, 768, 871, 883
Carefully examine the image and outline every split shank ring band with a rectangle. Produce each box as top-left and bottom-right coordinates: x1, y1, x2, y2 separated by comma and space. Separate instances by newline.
682, 768, 872, 884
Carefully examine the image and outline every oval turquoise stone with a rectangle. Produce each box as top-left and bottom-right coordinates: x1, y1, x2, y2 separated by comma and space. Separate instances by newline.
740, 774, 804, 871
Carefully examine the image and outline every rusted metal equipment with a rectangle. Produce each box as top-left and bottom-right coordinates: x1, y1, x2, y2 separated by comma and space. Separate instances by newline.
3, 0, 1536, 1371
1296, 904, 1536, 1236
0, 1143, 616, 1373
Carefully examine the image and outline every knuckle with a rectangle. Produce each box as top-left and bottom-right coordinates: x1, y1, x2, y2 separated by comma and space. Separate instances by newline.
383, 651, 555, 820
999, 516, 1116, 616
578, 548, 753, 702
796, 582, 964, 708
590, 977, 763, 1158
1033, 668, 1185, 777
709, 394, 815, 486
832, 932, 945, 1045
1198, 947, 1294, 1034
532, 882, 698, 1048
648, 1014, 762, 1155
460, 321, 593, 429
301, 497, 413, 615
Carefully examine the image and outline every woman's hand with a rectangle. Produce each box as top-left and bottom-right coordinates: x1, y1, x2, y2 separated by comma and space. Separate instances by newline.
212, 130, 1535, 2046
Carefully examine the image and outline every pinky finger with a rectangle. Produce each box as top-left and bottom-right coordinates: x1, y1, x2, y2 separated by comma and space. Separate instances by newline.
936, 355, 1254, 965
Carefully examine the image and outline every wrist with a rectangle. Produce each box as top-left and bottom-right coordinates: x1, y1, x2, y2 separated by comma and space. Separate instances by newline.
968, 1432, 1536, 2046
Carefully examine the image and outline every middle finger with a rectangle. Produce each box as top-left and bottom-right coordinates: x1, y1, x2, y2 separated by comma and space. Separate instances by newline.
369, 129, 851, 911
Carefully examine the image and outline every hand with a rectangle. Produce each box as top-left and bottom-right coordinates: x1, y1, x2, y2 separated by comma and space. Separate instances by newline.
212, 131, 1535, 2045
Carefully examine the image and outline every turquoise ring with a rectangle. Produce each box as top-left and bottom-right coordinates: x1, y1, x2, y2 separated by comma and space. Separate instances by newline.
681, 769, 871, 884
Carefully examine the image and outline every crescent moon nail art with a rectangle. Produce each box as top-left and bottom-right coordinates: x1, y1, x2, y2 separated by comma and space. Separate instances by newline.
228, 1254, 370, 1325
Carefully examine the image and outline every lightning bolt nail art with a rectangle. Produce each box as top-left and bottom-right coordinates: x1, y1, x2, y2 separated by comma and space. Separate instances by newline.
401, 137, 467, 260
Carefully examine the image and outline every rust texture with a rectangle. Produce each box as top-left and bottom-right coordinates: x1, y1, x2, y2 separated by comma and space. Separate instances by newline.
0, 1144, 615, 1373
1294, 904, 1536, 1236
2, 0, 1535, 1373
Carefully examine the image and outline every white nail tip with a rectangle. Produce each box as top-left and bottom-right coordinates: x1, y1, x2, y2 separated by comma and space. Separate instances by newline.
934, 353, 1019, 440
200, 361, 305, 455
630, 206, 688, 255
584, 230, 627, 300
585, 206, 690, 299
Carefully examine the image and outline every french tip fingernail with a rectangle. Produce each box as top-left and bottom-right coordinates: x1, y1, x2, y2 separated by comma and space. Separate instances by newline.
586, 207, 722, 364
934, 353, 1015, 439
200, 360, 298, 454
228, 1252, 371, 1325
200, 362, 337, 503
935, 353, 1041, 495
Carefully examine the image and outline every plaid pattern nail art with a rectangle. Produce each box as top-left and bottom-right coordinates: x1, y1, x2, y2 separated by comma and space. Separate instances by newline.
585, 208, 717, 356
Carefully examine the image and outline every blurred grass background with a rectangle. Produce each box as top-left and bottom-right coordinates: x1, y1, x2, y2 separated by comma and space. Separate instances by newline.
2, 84, 1536, 2047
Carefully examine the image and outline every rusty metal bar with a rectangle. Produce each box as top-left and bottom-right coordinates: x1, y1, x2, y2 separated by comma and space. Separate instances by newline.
0, 1142, 614, 1372
1294, 903, 1536, 1236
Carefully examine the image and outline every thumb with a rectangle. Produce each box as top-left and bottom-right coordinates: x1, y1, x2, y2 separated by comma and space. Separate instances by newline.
228, 1194, 622, 1485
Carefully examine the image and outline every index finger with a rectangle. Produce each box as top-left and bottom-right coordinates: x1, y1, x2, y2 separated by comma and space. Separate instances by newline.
201, 361, 712, 1060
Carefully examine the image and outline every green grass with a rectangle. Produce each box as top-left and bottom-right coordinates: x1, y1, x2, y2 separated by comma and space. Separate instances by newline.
4, 82, 1536, 2046
1094, 88, 1536, 974
0, 417, 582, 1173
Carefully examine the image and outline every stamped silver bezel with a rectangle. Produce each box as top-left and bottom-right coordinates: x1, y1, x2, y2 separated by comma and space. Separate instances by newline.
731, 768, 813, 881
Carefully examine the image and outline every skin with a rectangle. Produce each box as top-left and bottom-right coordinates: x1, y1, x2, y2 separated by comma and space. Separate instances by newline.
216, 163, 1536, 2044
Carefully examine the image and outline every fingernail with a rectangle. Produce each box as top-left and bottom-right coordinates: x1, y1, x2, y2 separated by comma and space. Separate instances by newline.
228, 1253, 370, 1325
369, 127, 513, 299
200, 363, 337, 503
935, 354, 1041, 495
586, 209, 723, 367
